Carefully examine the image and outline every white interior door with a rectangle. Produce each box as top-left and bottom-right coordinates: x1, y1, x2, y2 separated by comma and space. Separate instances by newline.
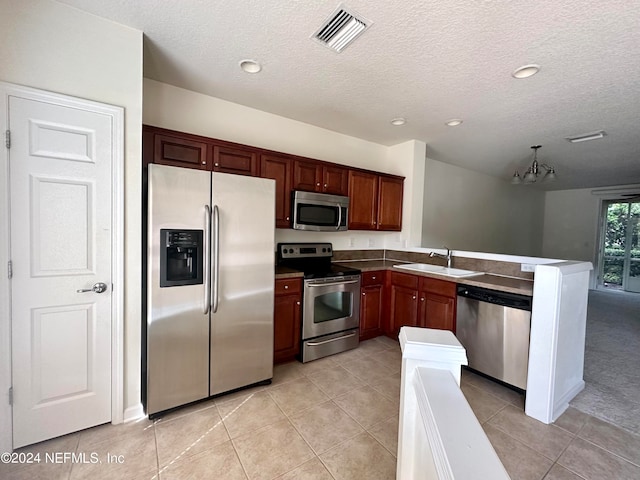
9, 95, 113, 448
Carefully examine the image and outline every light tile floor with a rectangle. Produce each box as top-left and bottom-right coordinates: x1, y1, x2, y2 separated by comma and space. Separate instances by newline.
2, 336, 640, 479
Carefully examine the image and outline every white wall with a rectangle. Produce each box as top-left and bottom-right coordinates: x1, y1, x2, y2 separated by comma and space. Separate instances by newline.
143, 79, 426, 250
542, 188, 600, 262
422, 157, 545, 256
0, 0, 143, 450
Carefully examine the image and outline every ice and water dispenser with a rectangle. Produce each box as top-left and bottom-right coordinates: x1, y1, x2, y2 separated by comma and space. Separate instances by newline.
159, 229, 204, 287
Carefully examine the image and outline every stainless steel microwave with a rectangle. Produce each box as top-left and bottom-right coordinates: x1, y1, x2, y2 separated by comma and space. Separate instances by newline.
292, 191, 349, 231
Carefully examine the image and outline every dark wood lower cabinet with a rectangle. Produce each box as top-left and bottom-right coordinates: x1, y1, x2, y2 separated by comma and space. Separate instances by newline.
421, 293, 455, 331
274, 279, 301, 364
388, 271, 456, 337
360, 271, 385, 340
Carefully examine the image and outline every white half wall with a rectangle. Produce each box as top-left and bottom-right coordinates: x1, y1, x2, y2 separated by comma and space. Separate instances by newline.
0, 0, 143, 451
422, 157, 545, 256
143, 79, 426, 250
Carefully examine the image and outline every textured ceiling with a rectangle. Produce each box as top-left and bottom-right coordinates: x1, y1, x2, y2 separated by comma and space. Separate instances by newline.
57, 0, 640, 190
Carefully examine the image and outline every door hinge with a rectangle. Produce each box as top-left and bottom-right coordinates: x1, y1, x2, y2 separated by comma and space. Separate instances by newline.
5, 130, 10, 149
7, 260, 12, 279
8, 387, 13, 406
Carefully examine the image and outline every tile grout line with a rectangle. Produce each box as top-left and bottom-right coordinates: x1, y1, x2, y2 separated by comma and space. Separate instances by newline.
212, 401, 251, 480
550, 435, 589, 480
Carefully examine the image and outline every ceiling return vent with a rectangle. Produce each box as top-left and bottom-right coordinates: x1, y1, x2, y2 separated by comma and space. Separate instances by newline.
312, 5, 372, 53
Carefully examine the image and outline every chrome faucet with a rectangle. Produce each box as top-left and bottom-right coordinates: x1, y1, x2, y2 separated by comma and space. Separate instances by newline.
429, 246, 452, 268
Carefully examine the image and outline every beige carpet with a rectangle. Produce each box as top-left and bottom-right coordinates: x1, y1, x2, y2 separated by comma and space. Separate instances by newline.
570, 289, 640, 436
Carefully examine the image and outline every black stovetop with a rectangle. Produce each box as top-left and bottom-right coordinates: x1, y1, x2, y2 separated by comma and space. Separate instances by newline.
277, 242, 360, 279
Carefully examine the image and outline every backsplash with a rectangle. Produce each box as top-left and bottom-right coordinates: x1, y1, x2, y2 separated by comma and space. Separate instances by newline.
335, 249, 535, 281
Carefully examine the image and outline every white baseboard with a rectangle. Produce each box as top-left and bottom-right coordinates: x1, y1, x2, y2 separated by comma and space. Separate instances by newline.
553, 380, 585, 422
122, 403, 145, 424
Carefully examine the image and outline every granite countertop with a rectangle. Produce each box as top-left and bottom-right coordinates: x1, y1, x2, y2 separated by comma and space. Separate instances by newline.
275, 259, 533, 296
330, 260, 534, 296
274, 265, 304, 279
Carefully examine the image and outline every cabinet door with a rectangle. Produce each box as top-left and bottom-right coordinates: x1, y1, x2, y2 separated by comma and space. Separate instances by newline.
420, 292, 456, 332
389, 284, 418, 336
348, 170, 378, 230
274, 294, 301, 363
154, 133, 209, 170
323, 165, 349, 196
260, 154, 292, 228
360, 285, 383, 340
212, 145, 258, 176
292, 159, 321, 192
377, 175, 404, 231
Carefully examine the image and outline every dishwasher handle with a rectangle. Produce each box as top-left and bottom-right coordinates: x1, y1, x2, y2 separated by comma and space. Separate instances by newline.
457, 285, 532, 311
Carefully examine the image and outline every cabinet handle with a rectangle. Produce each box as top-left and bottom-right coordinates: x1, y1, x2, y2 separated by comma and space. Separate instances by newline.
362, 292, 366, 296
316, 182, 320, 186
286, 216, 290, 221
214, 163, 219, 167
296, 301, 300, 305
201, 161, 206, 165
421, 297, 425, 301
372, 276, 376, 280
284, 285, 289, 289
412, 296, 416, 300
324, 183, 328, 188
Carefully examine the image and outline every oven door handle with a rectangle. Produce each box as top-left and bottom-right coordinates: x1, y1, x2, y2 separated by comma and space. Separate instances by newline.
307, 280, 359, 287
306, 332, 356, 346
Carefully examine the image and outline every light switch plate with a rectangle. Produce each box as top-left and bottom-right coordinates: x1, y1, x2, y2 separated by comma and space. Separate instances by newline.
521, 263, 536, 272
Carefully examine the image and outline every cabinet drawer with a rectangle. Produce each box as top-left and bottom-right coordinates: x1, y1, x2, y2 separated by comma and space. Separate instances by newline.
361, 270, 384, 286
390, 271, 418, 289
275, 278, 302, 295
419, 277, 456, 297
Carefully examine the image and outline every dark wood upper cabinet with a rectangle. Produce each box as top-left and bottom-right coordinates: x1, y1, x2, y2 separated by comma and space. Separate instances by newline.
348, 170, 378, 230
144, 125, 404, 231
377, 175, 403, 231
153, 133, 209, 170
212, 145, 258, 176
260, 154, 292, 228
323, 164, 349, 195
292, 159, 321, 192
349, 171, 404, 231
292, 160, 348, 196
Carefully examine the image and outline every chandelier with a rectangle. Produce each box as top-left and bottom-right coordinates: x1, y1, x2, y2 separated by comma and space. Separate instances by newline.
511, 145, 557, 184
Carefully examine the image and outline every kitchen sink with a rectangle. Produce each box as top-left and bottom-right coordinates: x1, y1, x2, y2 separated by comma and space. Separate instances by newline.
393, 263, 483, 278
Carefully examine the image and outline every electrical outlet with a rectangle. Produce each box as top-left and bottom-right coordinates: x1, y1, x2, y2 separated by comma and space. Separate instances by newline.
349, 237, 355, 247
521, 263, 536, 272
368, 238, 376, 247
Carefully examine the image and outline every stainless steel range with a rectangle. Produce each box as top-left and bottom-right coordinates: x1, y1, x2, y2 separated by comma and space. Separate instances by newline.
277, 243, 361, 362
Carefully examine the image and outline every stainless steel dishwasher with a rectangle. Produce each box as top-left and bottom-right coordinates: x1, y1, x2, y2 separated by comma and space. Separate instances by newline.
456, 285, 532, 390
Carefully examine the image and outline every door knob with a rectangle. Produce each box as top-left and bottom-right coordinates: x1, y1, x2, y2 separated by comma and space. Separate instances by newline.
77, 282, 108, 294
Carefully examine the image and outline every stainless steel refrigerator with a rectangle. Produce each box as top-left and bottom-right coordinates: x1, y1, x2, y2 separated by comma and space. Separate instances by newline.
146, 163, 275, 416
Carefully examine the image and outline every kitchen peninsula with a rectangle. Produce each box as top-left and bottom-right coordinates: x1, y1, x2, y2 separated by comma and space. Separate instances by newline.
276, 246, 592, 426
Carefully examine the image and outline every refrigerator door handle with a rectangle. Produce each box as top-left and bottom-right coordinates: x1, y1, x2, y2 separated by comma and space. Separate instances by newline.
212, 204, 220, 313
204, 205, 212, 314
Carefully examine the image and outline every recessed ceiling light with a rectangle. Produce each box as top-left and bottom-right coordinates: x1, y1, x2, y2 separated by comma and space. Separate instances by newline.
512, 64, 540, 79
445, 119, 463, 127
390, 118, 406, 126
565, 130, 607, 143
239, 59, 262, 73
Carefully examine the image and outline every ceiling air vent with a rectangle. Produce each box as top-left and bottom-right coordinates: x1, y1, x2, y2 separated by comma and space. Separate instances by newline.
312, 5, 372, 53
